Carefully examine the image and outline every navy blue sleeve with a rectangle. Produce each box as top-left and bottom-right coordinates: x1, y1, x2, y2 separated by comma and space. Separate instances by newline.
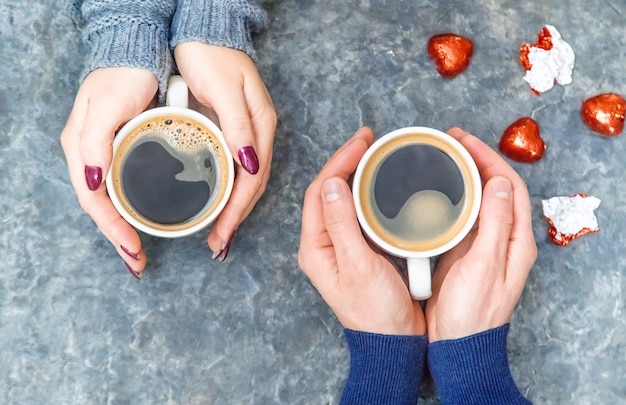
428, 324, 531, 405
340, 329, 427, 405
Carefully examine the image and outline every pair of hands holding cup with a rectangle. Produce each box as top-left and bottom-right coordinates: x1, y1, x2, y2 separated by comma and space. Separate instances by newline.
299, 126, 536, 341
61, 43, 277, 275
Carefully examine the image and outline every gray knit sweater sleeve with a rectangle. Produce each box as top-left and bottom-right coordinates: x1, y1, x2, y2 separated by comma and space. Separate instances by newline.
71, 0, 177, 95
170, 0, 268, 59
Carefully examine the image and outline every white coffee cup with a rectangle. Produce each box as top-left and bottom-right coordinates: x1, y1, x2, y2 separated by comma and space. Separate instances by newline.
106, 76, 234, 238
352, 127, 482, 300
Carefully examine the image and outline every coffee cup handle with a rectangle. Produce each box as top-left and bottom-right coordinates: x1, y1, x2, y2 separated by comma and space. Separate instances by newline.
407, 257, 432, 300
166, 75, 189, 108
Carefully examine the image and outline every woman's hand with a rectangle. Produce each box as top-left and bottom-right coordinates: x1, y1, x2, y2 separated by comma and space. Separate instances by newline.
60, 67, 158, 278
299, 127, 426, 336
174, 43, 277, 260
425, 128, 537, 342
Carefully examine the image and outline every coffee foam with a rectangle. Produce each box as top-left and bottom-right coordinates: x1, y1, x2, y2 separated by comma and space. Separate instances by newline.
110, 115, 230, 232
358, 133, 476, 252
131, 117, 226, 162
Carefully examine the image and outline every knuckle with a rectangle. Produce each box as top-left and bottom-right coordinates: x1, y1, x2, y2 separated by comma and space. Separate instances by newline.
492, 208, 514, 226
323, 207, 345, 234
472, 255, 492, 272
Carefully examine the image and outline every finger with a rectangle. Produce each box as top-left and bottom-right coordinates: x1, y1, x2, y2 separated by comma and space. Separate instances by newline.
78, 98, 133, 191
298, 182, 329, 279
207, 79, 277, 255
61, 103, 147, 274
206, 164, 269, 257
447, 128, 525, 192
78, 69, 156, 191
78, 102, 148, 271
63, 139, 147, 274
448, 128, 536, 283
193, 86, 264, 258
300, 127, 374, 247
242, 75, 277, 174
208, 102, 274, 254
318, 127, 375, 180
299, 127, 374, 272
447, 128, 520, 182
468, 176, 514, 271
203, 80, 262, 175
84, 189, 147, 272
244, 73, 277, 154
243, 78, 276, 182
320, 177, 371, 274
447, 128, 532, 236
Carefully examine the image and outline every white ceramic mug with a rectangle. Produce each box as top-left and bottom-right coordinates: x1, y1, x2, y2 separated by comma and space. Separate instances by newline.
352, 127, 482, 300
106, 76, 234, 238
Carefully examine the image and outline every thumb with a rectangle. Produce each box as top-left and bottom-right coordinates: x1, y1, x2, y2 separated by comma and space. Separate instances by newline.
471, 176, 514, 265
321, 177, 370, 269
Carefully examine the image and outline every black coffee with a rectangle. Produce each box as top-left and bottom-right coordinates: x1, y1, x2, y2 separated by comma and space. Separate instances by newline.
122, 138, 217, 224
109, 113, 231, 234
371, 144, 465, 242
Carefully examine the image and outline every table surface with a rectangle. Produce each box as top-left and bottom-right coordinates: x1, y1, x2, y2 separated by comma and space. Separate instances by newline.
1, 1, 625, 403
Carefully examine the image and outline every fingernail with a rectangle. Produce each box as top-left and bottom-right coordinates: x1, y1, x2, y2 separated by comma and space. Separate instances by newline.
125, 262, 142, 280
85, 165, 102, 191
121, 245, 140, 261
322, 178, 344, 202
492, 177, 512, 199
212, 235, 234, 262
238, 146, 259, 175
216, 243, 231, 262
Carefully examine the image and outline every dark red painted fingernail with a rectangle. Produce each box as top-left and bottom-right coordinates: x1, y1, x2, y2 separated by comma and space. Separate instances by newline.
121, 245, 140, 261
238, 146, 259, 174
212, 235, 234, 262
85, 165, 103, 191
125, 262, 142, 280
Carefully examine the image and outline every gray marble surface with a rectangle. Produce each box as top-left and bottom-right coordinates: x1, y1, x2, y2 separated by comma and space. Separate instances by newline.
1, 0, 625, 403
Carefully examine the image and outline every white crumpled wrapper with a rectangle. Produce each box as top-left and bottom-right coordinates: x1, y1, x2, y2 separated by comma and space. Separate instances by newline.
541, 194, 601, 246
521, 25, 575, 94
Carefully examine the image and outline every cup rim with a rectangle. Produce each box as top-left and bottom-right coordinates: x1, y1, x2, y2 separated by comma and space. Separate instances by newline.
106, 106, 234, 238
352, 126, 482, 259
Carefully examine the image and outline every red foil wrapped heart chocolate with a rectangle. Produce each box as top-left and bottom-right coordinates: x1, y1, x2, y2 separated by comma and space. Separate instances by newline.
499, 117, 546, 163
581, 92, 626, 136
427, 33, 473, 78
